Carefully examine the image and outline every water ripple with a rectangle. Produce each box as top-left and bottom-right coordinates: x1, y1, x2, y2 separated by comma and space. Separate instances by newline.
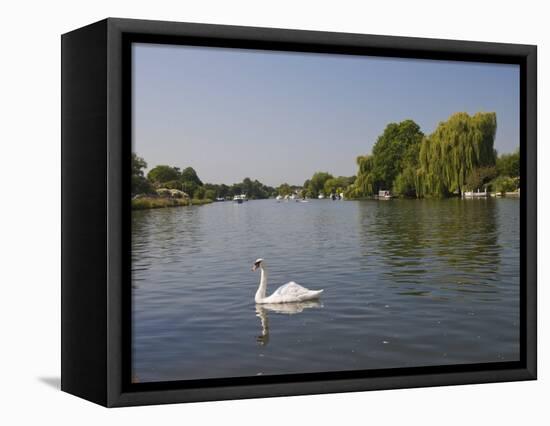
132, 198, 520, 382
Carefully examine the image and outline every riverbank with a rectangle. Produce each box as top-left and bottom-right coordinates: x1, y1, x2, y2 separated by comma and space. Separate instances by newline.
132, 197, 213, 210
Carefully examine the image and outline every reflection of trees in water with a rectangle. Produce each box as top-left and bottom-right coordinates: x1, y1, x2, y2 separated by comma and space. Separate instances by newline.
357, 200, 429, 276
357, 199, 501, 292
255, 302, 322, 346
427, 199, 500, 271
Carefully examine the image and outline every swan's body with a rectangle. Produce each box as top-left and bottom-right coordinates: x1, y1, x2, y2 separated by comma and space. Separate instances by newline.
252, 259, 323, 304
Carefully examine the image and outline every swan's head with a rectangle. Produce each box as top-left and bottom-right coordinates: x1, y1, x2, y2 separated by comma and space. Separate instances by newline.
251, 258, 264, 272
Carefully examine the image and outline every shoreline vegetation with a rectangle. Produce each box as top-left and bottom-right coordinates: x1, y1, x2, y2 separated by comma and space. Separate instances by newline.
132, 111, 520, 210
132, 197, 213, 210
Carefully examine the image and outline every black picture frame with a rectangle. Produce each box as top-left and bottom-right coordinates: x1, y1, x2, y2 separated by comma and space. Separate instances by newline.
61, 17, 537, 407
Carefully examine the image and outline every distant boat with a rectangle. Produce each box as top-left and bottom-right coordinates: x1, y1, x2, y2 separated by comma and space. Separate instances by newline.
215, 197, 225, 202
275, 195, 283, 202
463, 189, 488, 199
233, 194, 248, 203
377, 190, 393, 200
318, 193, 325, 199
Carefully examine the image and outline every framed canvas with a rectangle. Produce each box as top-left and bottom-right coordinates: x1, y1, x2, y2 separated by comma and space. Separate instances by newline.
61, 18, 537, 407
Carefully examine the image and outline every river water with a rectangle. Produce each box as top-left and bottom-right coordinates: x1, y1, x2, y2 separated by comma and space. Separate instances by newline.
131, 198, 520, 382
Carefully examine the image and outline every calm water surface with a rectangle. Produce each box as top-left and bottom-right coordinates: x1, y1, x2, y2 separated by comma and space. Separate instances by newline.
132, 198, 520, 382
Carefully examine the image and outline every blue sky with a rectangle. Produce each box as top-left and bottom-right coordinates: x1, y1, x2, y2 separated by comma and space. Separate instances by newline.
133, 43, 519, 187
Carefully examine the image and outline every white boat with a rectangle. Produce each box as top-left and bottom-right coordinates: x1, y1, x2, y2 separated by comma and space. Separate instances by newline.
275, 195, 282, 201
233, 194, 248, 203
463, 189, 488, 198
318, 193, 325, 199
377, 190, 393, 200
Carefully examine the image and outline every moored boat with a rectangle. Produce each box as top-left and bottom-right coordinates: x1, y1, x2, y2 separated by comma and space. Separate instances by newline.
233, 194, 248, 203
462, 189, 488, 198
377, 190, 393, 200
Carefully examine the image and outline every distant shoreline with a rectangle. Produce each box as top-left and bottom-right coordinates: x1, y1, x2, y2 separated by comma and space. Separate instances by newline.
132, 192, 521, 210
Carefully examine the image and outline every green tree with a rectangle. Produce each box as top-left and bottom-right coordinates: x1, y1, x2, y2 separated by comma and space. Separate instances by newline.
348, 120, 423, 198
181, 181, 199, 198
147, 165, 181, 185
173, 166, 205, 198
230, 183, 243, 197
323, 176, 353, 196
180, 167, 203, 186
465, 166, 497, 191
301, 179, 311, 197
277, 183, 292, 196
242, 177, 253, 197
307, 172, 334, 197
211, 178, 273, 199
491, 175, 517, 193
417, 112, 497, 197
218, 184, 230, 198
370, 120, 424, 192
194, 186, 206, 199
132, 153, 147, 177
496, 149, 520, 178
393, 166, 417, 197
131, 153, 154, 195
203, 183, 231, 199
347, 155, 375, 197
162, 180, 184, 190
204, 189, 216, 200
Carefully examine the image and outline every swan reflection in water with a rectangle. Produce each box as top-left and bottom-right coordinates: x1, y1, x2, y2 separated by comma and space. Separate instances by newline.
255, 301, 322, 346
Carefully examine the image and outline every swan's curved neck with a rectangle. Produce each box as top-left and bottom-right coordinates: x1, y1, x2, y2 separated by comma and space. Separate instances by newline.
255, 264, 268, 303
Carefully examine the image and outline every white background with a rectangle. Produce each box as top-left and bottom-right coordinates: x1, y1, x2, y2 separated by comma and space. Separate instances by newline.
0, 0, 546, 424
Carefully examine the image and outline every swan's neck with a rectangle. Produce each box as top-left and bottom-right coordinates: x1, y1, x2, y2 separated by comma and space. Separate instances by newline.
255, 265, 268, 303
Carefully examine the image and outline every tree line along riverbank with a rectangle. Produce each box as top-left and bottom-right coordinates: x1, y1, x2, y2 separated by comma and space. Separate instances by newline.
132, 111, 519, 209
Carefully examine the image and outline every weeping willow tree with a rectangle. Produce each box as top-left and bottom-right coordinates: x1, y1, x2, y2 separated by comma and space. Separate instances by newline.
345, 155, 375, 198
416, 112, 497, 197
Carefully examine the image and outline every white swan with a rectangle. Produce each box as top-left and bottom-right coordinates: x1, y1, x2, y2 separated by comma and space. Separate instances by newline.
251, 258, 323, 304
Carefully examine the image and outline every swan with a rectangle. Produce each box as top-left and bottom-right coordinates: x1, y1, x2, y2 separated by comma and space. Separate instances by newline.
251, 258, 323, 304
